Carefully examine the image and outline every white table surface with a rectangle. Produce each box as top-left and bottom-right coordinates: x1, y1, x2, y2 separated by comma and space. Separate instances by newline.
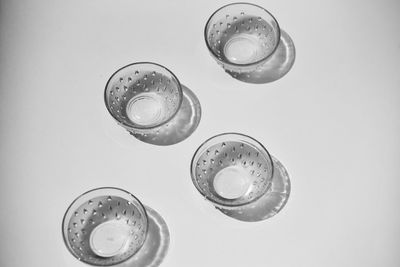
1, 0, 400, 266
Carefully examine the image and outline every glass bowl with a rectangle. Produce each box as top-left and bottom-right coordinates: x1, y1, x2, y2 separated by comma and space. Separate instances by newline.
62, 187, 148, 266
104, 62, 183, 136
204, 3, 280, 73
190, 133, 274, 209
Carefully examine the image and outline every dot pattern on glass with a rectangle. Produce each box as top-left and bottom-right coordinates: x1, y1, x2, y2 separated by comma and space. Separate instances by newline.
66, 196, 147, 266
193, 141, 273, 207
105, 64, 181, 131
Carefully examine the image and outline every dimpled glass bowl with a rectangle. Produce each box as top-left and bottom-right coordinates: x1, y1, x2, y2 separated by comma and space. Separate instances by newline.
190, 133, 274, 209
104, 62, 183, 136
62, 187, 148, 266
205, 3, 280, 74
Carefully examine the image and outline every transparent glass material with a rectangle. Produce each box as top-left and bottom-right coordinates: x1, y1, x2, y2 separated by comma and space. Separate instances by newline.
104, 62, 183, 136
62, 187, 148, 266
204, 3, 280, 73
191, 133, 291, 221
191, 133, 274, 209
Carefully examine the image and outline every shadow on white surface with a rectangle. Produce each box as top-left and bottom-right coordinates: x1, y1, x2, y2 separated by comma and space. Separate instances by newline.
226, 30, 296, 84
119, 206, 170, 267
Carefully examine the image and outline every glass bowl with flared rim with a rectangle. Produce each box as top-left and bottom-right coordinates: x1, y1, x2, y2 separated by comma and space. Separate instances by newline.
104, 62, 183, 133
204, 2, 281, 72
190, 133, 274, 210
62, 187, 149, 266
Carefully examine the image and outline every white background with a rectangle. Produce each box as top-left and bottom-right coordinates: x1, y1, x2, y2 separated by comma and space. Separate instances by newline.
1, 0, 400, 266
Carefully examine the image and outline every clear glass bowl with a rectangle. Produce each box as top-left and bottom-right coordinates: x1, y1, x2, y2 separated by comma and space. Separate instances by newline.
190, 133, 274, 209
104, 62, 183, 136
62, 187, 148, 266
204, 3, 281, 73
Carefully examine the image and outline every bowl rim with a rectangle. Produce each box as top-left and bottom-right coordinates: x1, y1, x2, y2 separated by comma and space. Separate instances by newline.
204, 2, 281, 68
104, 62, 183, 131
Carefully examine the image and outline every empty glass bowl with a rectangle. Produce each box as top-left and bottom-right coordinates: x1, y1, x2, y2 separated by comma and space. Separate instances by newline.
62, 187, 148, 266
205, 3, 280, 73
191, 133, 290, 221
104, 62, 183, 137
191, 133, 274, 208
